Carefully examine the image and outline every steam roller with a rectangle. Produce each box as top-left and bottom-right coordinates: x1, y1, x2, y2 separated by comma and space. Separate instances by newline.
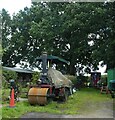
28, 52, 73, 105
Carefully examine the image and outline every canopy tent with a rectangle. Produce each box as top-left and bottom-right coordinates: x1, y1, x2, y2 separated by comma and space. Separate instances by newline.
36, 55, 70, 65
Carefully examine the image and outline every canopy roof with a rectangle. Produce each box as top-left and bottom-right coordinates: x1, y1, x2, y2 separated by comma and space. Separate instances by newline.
36, 55, 70, 65
3, 67, 33, 73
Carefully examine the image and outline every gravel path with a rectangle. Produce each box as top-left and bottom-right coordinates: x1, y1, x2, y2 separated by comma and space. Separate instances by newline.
20, 100, 114, 118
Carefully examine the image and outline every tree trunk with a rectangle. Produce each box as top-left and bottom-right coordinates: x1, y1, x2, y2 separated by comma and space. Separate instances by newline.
69, 55, 76, 75
69, 63, 76, 75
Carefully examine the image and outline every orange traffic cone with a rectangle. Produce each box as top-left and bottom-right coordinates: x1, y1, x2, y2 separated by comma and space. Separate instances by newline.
9, 88, 15, 107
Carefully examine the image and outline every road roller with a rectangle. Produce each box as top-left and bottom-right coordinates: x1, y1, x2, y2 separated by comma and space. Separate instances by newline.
28, 52, 73, 105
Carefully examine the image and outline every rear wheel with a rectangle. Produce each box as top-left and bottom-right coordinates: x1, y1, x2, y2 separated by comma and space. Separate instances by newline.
59, 88, 69, 102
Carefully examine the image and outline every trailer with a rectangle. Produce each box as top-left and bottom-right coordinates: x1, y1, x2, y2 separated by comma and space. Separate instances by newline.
28, 52, 73, 105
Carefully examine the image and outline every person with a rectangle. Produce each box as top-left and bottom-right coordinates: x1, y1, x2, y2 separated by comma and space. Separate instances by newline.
9, 79, 19, 101
100, 79, 108, 94
36, 79, 42, 85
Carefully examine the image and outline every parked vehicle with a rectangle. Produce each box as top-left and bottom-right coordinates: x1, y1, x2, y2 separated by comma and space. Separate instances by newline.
28, 52, 73, 105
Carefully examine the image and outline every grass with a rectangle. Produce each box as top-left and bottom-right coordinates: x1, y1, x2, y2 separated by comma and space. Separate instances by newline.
0, 88, 2, 120
2, 87, 28, 102
2, 89, 10, 103
1, 87, 113, 118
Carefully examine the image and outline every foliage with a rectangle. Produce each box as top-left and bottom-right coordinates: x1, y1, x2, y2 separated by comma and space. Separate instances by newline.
66, 75, 77, 85
2, 70, 17, 83
101, 75, 107, 84
2, 88, 10, 102
90, 2, 115, 70
1, 9, 13, 66
2, 70, 17, 100
1, 2, 115, 75
77, 75, 88, 83
2, 70, 17, 91
31, 71, 40, 84
0, 44, 2, 57
2, 75, 9, 88
19, 87, 29, 98
1, 9, 11, 48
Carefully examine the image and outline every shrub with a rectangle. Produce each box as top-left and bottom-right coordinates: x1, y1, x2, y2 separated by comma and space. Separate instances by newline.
66, 75, 89, 88
2, 75, 9, 88
101, 75, 107, 85
2, 70, 18, 101
2, 70, 17, 90
31, 71, 40, 84
65, 75, 77, 85
2, 70, 17, 82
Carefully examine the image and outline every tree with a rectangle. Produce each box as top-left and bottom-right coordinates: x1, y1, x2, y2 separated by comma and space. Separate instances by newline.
90, 2, 115, 70
2, 2, 115, 75
1, 9, 12, 66
1, 9, 11, 48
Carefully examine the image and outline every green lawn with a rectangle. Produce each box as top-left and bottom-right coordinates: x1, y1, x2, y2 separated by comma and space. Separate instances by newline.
1, 87, 113, 118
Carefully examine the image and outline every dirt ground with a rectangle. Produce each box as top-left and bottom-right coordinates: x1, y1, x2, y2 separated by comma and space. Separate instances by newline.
20, 100, 114, 118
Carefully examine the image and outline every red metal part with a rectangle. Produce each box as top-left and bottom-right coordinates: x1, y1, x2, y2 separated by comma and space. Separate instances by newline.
59, 87, 64, 96
40, 85, 52, 94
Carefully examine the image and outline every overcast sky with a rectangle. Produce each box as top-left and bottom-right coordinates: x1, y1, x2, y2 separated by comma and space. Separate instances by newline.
0, 0, 31, 15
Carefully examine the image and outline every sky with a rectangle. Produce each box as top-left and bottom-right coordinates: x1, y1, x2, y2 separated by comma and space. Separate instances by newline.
0, 0, 107, 74
0, 0, 31, 15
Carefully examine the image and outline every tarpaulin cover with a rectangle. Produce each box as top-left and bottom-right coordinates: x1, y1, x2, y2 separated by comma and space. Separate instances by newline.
47, 68, 72, 88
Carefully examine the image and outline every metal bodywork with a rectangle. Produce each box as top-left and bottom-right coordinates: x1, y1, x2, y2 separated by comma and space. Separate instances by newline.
109, 80, 115, 91
108, 80, 115, 98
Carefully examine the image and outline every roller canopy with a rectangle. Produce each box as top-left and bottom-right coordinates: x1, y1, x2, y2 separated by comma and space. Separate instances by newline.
36, 55, 70, 65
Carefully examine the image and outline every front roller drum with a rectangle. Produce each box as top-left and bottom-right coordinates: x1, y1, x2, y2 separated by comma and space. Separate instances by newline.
28, 88, 50, 105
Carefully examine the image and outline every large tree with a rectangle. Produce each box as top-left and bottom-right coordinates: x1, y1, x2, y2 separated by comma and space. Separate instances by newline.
90, 2, 115, 70
1, 9, 13, 66
2, 2, 115, 75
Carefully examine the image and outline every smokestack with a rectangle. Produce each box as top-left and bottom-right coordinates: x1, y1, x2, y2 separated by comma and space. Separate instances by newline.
41, 52, 47, 83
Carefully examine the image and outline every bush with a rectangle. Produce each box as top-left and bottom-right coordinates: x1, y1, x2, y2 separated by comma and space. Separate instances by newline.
31, 71, 40, 84
66, 75, 89, 89
2, 88, 10, 102
65, 75, 77, 85
2, 75, 9, 89
3, 70, 17, 82
77, 75, 88, 84
2, 70, 17, 89
101, 75, 107, 85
